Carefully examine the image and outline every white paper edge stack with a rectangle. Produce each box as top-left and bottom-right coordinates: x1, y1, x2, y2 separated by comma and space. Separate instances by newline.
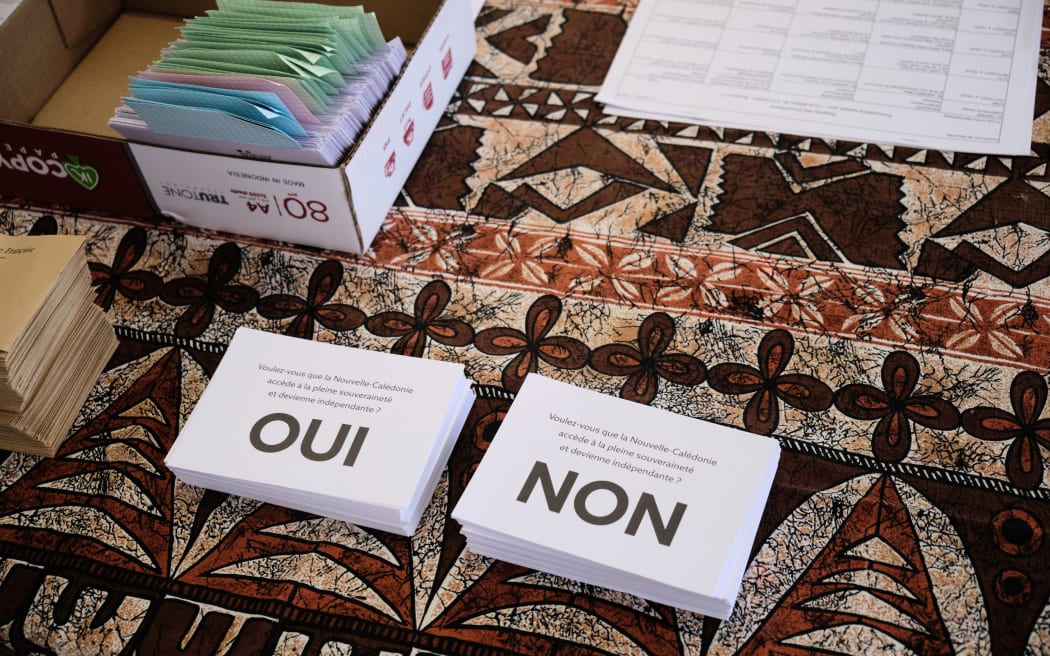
452, 374, 780, 619
166, 327, 474, 535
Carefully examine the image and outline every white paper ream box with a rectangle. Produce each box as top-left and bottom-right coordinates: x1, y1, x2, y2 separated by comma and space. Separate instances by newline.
128, 0, 476, 254
1, 0, 477, 254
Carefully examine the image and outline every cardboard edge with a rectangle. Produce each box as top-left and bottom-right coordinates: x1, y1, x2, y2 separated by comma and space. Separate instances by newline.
0, 118, 159, 218
338, 0, 458, 167
338, 168, 366, 253
48, 0, 120, 48
341, 0, 477, 249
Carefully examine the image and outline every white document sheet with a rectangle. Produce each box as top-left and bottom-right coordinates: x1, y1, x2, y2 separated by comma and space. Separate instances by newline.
597, 0, 1043, 155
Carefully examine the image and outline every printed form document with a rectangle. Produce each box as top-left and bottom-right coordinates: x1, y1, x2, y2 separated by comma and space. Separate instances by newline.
597, 0, 1042, 155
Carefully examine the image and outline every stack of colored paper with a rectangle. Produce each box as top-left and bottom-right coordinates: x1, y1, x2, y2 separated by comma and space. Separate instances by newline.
453, 374, 781, 619
0, 235, 118, 456
165, 328, 475, 536
108, 0, 407, 165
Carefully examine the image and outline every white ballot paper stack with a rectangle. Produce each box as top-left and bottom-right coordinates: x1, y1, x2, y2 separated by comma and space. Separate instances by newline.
452, 374, 780, 619
598, 0, 1043, 156
166, 327, 474, 536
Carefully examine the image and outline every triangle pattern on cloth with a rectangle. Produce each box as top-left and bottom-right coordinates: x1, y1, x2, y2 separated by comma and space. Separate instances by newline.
738, 476, 955, 655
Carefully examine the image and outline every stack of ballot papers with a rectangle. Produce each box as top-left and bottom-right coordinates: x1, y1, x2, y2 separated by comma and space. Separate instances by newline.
108, 0, 407, 166
452, 374, 781, 619
165, 327, 475, 536
0, 235, 118, 456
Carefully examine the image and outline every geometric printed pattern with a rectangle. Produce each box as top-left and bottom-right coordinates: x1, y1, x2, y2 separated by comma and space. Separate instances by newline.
1, 1, 1049, 654
715, 475, 988, 655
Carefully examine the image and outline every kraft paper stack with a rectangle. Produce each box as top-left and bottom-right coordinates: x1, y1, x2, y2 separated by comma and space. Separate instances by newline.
0, 234, 118, 456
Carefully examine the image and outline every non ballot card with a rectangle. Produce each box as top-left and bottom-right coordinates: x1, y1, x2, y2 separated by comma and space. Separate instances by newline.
452, 374, 780, 618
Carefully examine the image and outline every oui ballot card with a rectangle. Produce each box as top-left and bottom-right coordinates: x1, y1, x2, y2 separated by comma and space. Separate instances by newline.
452, 374, 780, 618
166, 327, 473, 535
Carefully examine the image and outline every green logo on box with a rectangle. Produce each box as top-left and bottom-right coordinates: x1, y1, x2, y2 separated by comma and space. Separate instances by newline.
62, 155, 100, 191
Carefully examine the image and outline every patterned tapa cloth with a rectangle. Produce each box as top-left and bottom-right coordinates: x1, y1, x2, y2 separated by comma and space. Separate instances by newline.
2, 1, 1050, 654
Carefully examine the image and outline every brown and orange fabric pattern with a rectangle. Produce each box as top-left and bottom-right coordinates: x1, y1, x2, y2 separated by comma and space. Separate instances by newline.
2, 2, 1050, 654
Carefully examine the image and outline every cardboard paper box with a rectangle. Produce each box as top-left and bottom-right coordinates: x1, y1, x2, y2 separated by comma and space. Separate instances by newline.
0, 0, 477, 254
